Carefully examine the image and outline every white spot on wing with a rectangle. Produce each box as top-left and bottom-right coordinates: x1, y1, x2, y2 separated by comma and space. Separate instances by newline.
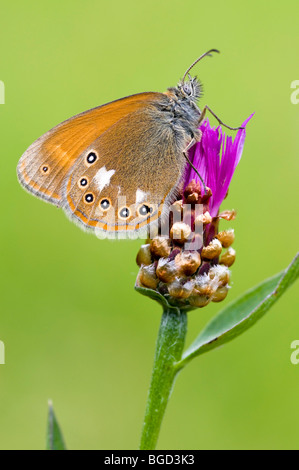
136, 189, 148, 204
94, 166, 115, 192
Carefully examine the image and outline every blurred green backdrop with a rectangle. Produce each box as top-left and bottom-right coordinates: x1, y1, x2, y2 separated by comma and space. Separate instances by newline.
1, 0, 298, 450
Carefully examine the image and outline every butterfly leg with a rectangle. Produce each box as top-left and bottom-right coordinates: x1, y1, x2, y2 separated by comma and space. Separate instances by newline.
183, 138, 207, 193
199, 105, 244, 130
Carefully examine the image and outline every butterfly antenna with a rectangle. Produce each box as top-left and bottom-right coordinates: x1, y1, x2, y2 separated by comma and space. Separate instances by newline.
182, 49, 220, 83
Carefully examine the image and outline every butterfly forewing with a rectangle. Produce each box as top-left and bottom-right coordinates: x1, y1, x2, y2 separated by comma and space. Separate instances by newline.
18, 91, 188, 235
17, 92, 163, 206
63, 106, 185, 234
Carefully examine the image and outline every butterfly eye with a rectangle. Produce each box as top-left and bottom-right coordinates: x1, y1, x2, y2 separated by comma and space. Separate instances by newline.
78, 177, 89, 188
84, 193, 94, 204
183, 84, 192, 96
40, 164, 50, 174
86, 152, 97, 165
100, 198, 111, 211
119, 207, 131, 219
138, 204, 152, 216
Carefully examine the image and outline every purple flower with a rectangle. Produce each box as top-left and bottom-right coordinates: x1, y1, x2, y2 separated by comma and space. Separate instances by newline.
185, 114, 254, 217
136, 114, 254, 310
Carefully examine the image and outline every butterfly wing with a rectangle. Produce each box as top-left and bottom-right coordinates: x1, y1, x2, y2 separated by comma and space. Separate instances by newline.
18, 91, 187, 236
62, 105, 186, 236
17, 92, 163, 206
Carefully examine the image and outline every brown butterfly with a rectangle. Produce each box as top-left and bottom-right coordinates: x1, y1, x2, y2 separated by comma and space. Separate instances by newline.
17, 49, 241, 238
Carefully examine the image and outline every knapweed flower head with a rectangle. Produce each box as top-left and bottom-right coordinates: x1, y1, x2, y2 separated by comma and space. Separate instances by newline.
136, 114, 253, 310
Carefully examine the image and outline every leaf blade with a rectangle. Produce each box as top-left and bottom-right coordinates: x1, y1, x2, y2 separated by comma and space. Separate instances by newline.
179, 253, 299, 367
46, 400, 67, 450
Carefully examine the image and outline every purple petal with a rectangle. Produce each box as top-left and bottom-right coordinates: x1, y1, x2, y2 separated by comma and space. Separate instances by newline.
185, 113, 254, 217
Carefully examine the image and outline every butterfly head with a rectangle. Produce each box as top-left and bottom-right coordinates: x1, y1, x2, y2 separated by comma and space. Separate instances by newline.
177, 76, 202, 102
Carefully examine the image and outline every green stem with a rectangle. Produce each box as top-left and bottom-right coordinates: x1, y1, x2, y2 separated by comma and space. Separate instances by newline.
139, 306, 187, 450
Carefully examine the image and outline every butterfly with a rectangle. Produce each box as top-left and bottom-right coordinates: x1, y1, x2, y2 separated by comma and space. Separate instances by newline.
17, 49, 241, 239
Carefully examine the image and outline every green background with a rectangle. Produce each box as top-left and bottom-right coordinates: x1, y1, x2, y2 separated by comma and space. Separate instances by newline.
1, 0, 298, 450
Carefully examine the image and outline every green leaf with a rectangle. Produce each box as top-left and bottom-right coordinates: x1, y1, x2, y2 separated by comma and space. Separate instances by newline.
135, 284, 173, 311
46, 400, 67, 450
178, 253, 299, 368
135, 284, 196, 312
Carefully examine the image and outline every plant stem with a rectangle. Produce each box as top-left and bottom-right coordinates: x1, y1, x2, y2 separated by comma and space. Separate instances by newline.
139, 306, 187, 450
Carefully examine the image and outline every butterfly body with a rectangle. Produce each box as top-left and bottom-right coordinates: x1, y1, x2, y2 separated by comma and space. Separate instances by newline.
17, 76, 203, 237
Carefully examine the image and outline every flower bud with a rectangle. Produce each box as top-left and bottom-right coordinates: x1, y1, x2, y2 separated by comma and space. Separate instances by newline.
198, 186, 212, 204
216, 229, 235, 248
167, 279, 194, 299
136, 244, 152, 266
184, 180, 212, 204
193, 274, 214, 296
184, 180, 201, 198
218, 209, 237, 221
220, 247, 236, 267
170, 222, 192, 244
150, 236, 171, 258
175, 251, 201, 276
195, 211, 212, 226
208, 264, 230, 286
189, 294, 211, 308
212, 285, 229, 302
185, 192, 199, 204
171, 199, 184, 215
156, 258, 178, 283
201, 238, 222, 259
139, 263, 158, 289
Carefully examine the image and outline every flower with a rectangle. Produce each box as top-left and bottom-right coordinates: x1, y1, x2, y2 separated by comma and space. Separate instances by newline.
185, 114, 254, 217
136, 114, 253, 310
